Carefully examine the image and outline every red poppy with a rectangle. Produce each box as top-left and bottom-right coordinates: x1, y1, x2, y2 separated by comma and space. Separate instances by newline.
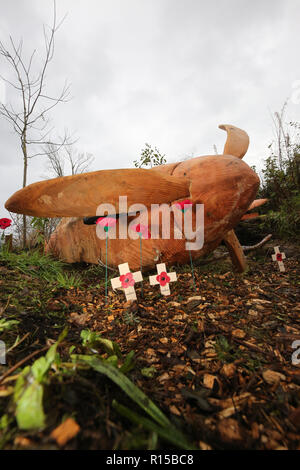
156, 271, 170, 287
175, 199, 192, 212
0, 218, 12, 230
276, 253, 283, 262
133, 223, 151, 239
119, 272, 135, 288
96, 216, 117, 232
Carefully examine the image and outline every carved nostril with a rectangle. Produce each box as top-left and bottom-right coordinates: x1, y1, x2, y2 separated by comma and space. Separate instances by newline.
83, 216, 100, 225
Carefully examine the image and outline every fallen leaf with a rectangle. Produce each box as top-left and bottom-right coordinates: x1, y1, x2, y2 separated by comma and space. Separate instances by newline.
187, 296, 205, 302
50, 418, 80, 447
203, 374, 218, 390
199, 441, 212, 450
169, 405, 181, 416
14, 436, 34, 447
69, 312, 90, 326
248, 309, 258, 316
232, 329, 246, 339
159, 337, 168, 344
262, 370, 286, 385
218, 418, 243, 442
220, 363, 236, 378
157, 372, 170, 382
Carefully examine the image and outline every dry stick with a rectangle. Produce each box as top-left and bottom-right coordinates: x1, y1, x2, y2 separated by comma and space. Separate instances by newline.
242, 234, 273, 250
232, 337, 275, 359
195, 234, 272, 267
7, 332, 30, 353
0, 345, 50, 385
0, 295, 12, 316
98, 259, 117, 273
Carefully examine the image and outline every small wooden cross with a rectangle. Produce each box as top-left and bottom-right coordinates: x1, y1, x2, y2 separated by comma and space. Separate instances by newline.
149, 263, 177, 296
111, 262, 143, 301
272, 246, 286, 272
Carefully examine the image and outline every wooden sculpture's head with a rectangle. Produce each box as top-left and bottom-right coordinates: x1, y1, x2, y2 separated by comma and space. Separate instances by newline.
5, 124, 260, 270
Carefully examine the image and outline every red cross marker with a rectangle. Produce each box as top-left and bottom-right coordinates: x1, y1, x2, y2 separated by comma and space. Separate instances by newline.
149, 263, 177, 296
272, 246, 286, 272
111, 262, 143, 301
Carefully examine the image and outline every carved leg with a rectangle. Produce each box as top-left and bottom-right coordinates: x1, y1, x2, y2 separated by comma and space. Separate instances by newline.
223, 230, 246, 272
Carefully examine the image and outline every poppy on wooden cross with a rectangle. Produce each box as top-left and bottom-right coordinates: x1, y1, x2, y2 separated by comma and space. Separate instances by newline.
111, 263, 143, 301
149, 263, 177, 296
272, 246, 286, 272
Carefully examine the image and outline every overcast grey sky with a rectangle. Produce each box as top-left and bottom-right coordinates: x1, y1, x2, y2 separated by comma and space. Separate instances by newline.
0, 0, 299, 220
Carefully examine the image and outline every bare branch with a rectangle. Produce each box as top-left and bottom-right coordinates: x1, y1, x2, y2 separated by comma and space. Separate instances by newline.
0, 73, 22, 91
43, 140, 93, 178
0, 0, 70, 248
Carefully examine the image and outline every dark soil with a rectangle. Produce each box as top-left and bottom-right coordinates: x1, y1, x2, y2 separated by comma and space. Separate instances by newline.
0, 241, 299, 450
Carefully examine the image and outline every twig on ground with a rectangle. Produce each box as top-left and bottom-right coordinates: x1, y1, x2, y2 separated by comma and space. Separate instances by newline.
7, 332, 30, 353
0, 345, 50, 384
98, 259, 117, 272
195, 234, 272, 267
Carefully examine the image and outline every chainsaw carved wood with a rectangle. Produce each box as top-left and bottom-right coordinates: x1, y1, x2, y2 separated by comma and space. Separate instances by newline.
5, 124, 261, 272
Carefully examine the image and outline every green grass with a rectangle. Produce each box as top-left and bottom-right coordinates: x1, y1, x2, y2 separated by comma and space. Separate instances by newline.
0, 249, 83, 288
0, 318, 19, 333
214, 335, 242, 363
44, 271, 83, 289
0, 249, 65, 281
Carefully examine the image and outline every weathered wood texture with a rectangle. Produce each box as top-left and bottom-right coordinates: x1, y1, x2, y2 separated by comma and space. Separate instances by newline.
223, 230, 247, 272
4, 234, 13, 252
5, 168, 190, 218
5, 125, 260, 272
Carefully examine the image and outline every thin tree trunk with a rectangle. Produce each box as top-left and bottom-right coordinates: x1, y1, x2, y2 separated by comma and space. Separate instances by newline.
22, 138, 28, 249
0, 1, 70, 252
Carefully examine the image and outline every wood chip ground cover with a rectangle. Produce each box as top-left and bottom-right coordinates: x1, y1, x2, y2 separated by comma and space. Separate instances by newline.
0, 245, 299, 450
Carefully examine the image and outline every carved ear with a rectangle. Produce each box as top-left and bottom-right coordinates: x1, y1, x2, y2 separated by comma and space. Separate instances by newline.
219, 124, 250, 159
5, 168, 190, 218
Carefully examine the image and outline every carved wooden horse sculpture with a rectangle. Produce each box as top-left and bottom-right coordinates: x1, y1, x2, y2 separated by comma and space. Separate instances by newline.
5, 124, 262, 272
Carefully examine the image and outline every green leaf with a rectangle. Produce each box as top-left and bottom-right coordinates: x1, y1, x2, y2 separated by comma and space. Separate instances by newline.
14, 367, 30, 403
0, 415, 10, 430
31, 328, 67, 383
13, 328, 68, 430
119, 350, 135, 374
105, 355, 119, 367
16, 381, 45, 430
141, 366, 157, 378
112, 400, 196, 450
0, 318, 19, 332
98, 338, 122, 358
72, 354, 170, 428
81, 329, 122, 358
31, 356, 50, 383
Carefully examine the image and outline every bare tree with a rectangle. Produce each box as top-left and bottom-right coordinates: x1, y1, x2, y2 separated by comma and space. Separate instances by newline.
44, 142, 94, 178
65, 146, 94, 176
44, 142, 65, 177
0, 1, 70, 247
270, 100, 294, 169
38, 143, 94, 248
5, 213, 23, 248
